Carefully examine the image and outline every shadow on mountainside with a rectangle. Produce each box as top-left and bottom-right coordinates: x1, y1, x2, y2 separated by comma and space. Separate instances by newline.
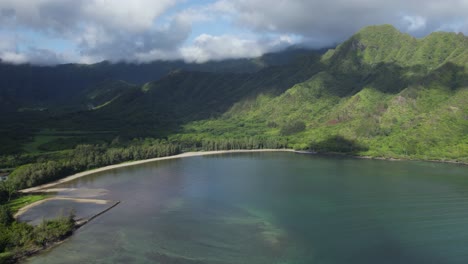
49, 60, 468, 141
310, 135, 369, 154
51, 53, 325, 138
323, 62, 468, 97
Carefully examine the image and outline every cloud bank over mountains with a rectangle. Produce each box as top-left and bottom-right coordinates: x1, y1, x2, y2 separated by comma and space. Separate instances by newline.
0, 0, 467, 65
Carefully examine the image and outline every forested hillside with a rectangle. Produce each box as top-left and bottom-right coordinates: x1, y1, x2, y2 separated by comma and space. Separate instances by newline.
0, 25, 467, 182
0, 48, 313, 113
174, 25, 468, 162
0, 48, 321, 155
56, 51, 323, 138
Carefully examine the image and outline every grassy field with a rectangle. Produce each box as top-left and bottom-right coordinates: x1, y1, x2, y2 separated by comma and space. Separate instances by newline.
6, 195, 49, 213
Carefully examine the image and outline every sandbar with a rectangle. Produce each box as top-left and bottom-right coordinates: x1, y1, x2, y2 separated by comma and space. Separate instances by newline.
14, 197, 113, 219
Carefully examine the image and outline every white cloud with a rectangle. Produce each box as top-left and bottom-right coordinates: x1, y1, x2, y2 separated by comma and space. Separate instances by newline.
180, 34, 295, 63
181, 34, 265, 63
0, 0, 300, 64
0, 0, 177, 34
1, 0, 468, 64
215, 0, 468, 44
0, 0, 185, 63
403, 15, 427, 32
0, 46, 77, 65
77, 16, 192, 63
0, 51, 28, 64
82, 0, 175, 32
0, 35, 25, 64
0, 30, 91, 65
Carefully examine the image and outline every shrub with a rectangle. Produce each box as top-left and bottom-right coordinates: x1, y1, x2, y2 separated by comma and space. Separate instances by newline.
33, 214, 75, 246
0, 252, 13, 264
311, 135, 369, 153
0, 206, 13, 226
280, 121, 306, 136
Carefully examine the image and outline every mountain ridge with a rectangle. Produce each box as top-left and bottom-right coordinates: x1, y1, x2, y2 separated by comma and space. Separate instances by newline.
169, 25, 467, 162
0, 47, 318, 113
0, 25, 466, 164
326, 24, 468, 71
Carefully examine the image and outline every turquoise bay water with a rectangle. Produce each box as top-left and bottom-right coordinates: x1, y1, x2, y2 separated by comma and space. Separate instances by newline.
25, 153, 468, 264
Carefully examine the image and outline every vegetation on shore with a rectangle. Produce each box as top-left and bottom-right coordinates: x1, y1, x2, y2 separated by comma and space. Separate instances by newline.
0, 25, 466, 193
8, 139, 181, 190
170, 25, 468, 163
0, 205, 75, 264
0, 24, 467, 262
0, 180, 67, 263
0, 24, 466, 190
6, 195, 48, 214
0, 141, 288, 263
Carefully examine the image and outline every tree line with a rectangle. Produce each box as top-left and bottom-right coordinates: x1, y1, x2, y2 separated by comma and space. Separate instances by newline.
8, 139, 181, 190
1, 133, 372, 196
4, 136, 294, 192
199, 137, 289, 151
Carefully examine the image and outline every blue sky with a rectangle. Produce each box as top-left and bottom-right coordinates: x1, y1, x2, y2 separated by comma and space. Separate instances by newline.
0, 0, 467, 65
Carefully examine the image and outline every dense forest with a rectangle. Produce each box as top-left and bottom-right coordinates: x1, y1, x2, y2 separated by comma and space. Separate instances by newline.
0, 25, 467, 189
0, 24, 467, 263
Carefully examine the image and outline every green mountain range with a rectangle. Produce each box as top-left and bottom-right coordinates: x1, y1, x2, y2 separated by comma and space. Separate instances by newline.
178, 25, 467, 161
0, 24, 467, 163
0, 47, 315, 113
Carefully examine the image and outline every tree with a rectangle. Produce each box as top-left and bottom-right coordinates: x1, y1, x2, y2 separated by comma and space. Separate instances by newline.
0, 181, 16, 203
0, 205, 13, 226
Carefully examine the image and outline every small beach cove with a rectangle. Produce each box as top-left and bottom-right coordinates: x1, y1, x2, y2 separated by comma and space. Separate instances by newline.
15, 148, 467, 239
19, 151, 468, 264
11, 149, 299, 262
20, 149, 296, 194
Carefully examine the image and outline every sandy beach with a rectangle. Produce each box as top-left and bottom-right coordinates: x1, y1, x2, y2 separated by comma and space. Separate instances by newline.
14, 197, 113, 219
20, 149, 295, 193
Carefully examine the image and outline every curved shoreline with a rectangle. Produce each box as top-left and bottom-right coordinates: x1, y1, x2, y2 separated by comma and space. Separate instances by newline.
20, 149, 296, 193
20, 149, 467, 193
14, 197, 114, 219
